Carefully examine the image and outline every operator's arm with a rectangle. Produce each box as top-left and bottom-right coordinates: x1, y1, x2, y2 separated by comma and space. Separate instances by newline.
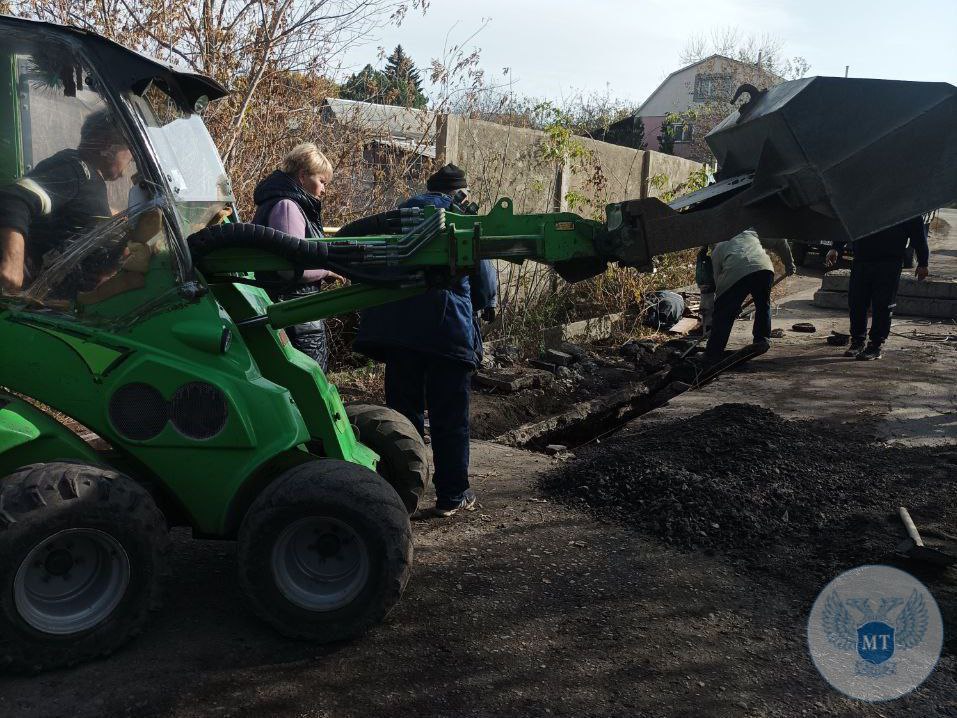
760, 237, 796, 276
0, 157, 87, 292
0, 183, 38, 293
0, 227, 25, 292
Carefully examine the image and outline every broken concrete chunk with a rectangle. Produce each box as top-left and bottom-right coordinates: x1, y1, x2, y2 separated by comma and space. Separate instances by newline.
545, 444, 567, 455
474, 368, 553, 393
557, 342, 589, 361
543, 349, 574, 366
529, 358, 558, 373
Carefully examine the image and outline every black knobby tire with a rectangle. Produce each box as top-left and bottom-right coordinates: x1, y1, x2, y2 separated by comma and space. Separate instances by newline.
346, 404, 430, 514
237, 460, 412, 642
0, 462, 169, 673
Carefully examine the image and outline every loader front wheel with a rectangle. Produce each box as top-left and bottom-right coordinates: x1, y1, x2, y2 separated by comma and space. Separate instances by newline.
346, 404, 430, 514
237, 460, 412, 642
0, 462, 169, 672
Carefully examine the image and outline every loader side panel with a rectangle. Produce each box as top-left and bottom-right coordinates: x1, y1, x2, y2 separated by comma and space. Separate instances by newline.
0, 395, 101, 475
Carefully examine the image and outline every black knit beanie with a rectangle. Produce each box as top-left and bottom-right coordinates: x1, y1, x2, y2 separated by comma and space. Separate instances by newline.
426, 163, 468, 193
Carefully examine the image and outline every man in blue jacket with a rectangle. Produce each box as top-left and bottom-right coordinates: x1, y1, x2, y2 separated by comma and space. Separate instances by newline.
354, 164, 498, 517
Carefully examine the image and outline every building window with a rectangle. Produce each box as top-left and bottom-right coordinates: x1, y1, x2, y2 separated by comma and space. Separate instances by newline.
693, 73, 733, 102
670, 123, 693, 143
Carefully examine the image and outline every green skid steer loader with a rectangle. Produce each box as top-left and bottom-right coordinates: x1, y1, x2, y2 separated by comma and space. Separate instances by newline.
0, 16, 953, 671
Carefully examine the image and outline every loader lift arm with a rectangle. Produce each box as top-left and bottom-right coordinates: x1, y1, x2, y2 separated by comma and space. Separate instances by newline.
190, 76, 957, 329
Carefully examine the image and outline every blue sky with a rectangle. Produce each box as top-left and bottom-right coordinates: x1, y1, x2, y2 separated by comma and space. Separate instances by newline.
336, 0, 957, 104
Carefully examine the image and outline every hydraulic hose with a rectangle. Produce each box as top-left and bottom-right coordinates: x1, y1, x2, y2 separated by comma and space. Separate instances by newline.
336, 207, 422, 237
188, 222, 330, 267
187, 222, 422, 288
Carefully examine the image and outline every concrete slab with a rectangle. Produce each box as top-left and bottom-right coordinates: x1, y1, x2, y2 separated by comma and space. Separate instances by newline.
822, 268, 957, 299
813, 288, 957, 318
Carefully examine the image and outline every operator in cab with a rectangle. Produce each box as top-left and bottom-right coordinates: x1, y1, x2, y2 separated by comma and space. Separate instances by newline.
354, 164, 498, 518
0, 109, 133, 294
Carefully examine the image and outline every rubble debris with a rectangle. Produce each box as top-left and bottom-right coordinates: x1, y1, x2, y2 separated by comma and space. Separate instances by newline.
791, 322, 817, 333
542, 349, 575, 366
474, 367, 553, 393
667, 317, 699, 336
619, 339, 656, 360
529, 358, 559, 373
826, 331, 850, 346
539, 403, 954, 574
770, 328, 785, 338
557, 342, 589, 362
544, 444, 567, 455
492, 344, 522, 366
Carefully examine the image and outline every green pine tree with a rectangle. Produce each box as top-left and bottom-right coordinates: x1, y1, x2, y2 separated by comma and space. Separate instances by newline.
340, 64, 388, 103
382, 45, 427, 109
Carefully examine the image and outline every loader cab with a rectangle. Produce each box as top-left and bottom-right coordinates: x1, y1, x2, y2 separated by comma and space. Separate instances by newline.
0, 17, 231, 327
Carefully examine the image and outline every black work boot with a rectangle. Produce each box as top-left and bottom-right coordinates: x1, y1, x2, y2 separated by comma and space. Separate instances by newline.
856, 342, 883, 361
844, 338, 866, 357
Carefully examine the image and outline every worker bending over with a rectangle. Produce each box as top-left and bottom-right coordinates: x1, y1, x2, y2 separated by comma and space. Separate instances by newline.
704, 230, 795, 363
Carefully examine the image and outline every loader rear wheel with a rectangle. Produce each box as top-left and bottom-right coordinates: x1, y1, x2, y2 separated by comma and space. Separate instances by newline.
237, 460, 412, 642
346, 404, 430, 514
0, 462, 169, 672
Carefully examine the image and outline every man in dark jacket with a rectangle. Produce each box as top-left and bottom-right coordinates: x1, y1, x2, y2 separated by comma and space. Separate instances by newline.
354, 164, 498, 517
0, 109, 133, 294
827, 216, 929, 360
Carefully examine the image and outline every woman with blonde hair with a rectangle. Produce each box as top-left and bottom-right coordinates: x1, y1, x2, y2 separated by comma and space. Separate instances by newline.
252, 142, 341, 369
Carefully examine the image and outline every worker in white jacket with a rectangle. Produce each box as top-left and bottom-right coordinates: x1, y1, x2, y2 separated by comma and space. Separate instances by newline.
704, 229, 796, 362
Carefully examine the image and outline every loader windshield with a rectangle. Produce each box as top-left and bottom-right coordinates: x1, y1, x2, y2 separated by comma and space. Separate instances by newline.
0, 30, 189, 325
129, 80, 234, 235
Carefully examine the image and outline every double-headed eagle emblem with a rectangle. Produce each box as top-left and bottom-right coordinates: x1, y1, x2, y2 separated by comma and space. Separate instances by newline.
822, 589, 929, 675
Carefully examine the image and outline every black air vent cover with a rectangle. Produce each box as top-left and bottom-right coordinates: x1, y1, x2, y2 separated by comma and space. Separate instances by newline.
170, 382, 228, 440
109, 383, 168, 440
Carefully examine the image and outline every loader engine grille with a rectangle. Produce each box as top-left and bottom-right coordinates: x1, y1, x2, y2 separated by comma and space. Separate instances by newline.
109, 383, 168, 440
170, 382, 228, 440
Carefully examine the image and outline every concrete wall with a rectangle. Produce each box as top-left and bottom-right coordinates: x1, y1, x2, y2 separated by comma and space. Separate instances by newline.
438, 115, 559, 214
436, 114, 702, 307
437, 114, 701, 213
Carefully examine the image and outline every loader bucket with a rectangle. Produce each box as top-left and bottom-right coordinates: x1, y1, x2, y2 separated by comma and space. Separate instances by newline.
706, 77, 957, 242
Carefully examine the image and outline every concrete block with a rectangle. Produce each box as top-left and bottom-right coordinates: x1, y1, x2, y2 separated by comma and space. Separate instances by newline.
813, 289, 957, 318
543, 313, 623, 348
822, 269, 957, 300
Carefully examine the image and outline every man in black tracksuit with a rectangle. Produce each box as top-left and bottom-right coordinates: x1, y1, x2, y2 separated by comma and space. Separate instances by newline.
827, 216, 929, 360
